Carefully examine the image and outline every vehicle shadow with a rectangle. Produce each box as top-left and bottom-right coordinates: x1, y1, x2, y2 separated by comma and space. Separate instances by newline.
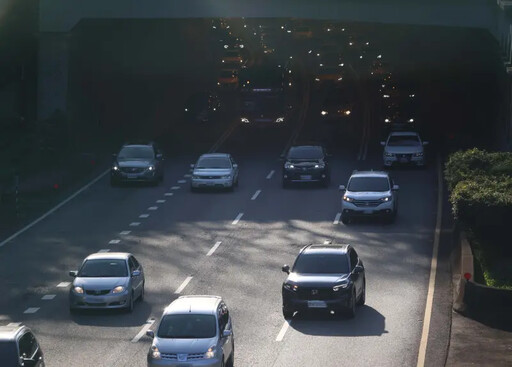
70, 299, 153, 327
289, 305, 387, 337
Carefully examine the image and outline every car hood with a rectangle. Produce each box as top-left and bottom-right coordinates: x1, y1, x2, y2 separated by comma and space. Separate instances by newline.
117, 160, 153, 168
155, 337, 217, 354
385, 145, 423, 154
345, 191, 391, 200
193, 168, 232, 176
74, 277, 128, 289
287, 273, 349, 286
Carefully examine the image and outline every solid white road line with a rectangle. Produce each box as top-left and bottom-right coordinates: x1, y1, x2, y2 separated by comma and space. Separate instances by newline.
171, 186, 180, 190
251, 190, 261, 201
98, 249, 110, 253
0, 168, 110, 248
120, 231, 131, 235
156, 200, 166, 204
148, 206, 158, 211
24, 308, 40, 314
109, 239, 120, 244
57, 282, 70, 288
266, 170, 275, 179
130, 222, 141, 227
178, 180, 187, 184
164, 192, 174, 196
131, 318, 156, 343
41, 295, 56, 300
333, 213, 341, 225
276, 320, 291, 342
139, 214, 149, 218
174, 276, 193, 294
416, 155, 444, 367
206, 241, 222, 257
232, 213, 244, 225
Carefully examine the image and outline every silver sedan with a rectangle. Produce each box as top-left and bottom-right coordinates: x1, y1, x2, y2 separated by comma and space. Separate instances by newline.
69, 252, 145, 312
190, 153, 239, 191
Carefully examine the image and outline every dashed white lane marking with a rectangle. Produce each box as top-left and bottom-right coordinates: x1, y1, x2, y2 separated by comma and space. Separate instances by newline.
266, 170, 275, 179
24, 308, 40, 314
178, 180, 187, 184
98, 249, 110, 253
164, 192, 174, 196
120, 231, 131, 235
7, 322, 21, 327
109, 239, 121, 244
184, 174, 191, 178
251, 190, 261, 200
333, 213, 341, 225
148, 206, 158, 211
42, 295, 56, 300
57, 282, 70, 288
130, 222, 141, 227
206, 241, 222, 257
156, 200, 166, 204
174, 276, 193, 294
139, 214, 150, 218
232, 213, 244, 225
276, 320, 291, 341
131, 318, 156, 343
171, 186, 180, 190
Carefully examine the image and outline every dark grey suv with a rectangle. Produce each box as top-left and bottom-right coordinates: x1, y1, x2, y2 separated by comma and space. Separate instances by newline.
0, 324, 45, 366
111, 142, 164, 186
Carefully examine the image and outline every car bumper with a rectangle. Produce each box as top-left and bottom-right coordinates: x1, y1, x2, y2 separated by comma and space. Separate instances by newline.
341, 201, 395, 216
69, 291, 130, 309
282, 290, 352, 311
283, 170, 328, 183
147, 356, 223, 367
191, 178, 233, 188
383, 156, 425, 166
111, 171, 158, 182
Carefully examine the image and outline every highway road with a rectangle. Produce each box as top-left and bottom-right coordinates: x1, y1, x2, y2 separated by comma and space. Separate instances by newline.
1, 19, 492, 367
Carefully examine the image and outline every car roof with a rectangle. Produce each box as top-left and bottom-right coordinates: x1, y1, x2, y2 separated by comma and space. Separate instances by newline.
302, 244, 350, 255
85, 252, 131, 261
388, 131, 419, 137
290, 144, 323, 149
199, 153, 230, 159
350, 170, 389, 178
163, 296, 222, 316
0, 325, 28, 341
121, 143, 154, 149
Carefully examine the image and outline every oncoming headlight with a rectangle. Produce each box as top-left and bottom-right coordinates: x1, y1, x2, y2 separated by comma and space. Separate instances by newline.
112, 286, 125, 294
275, 117, 285, 123
333, 283, 348, 291
241, 117, 250, 123
204, 346, 216, 359
343, 196, 353, 202
380, 196, 392, 202
74, 286, 84, 294
151, 345, 161, 360
284, 283, 298, 291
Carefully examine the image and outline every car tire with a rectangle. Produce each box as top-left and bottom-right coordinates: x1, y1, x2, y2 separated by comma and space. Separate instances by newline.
346, 291, 356, 318
385, 211, 396, 224
227, 347, 235, 367
282, 179, 289, 189
322, 175, 331, 188
235, 176, 239, 187
220, 356, 225, 367
126, 292, 134, 313
357, 279, 366, 306
282, 307, 294, 320
341, 215, 350, 225
139, 283, 145, 302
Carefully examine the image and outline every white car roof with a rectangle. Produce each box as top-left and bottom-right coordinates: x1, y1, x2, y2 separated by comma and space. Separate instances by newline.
163, 296, 222, 316
350, 170, 389, 178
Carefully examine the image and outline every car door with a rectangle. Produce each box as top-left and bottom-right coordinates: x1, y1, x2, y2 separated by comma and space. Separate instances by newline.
128, 257, 142, 297
217, 302, 233, 362
230, 156, 238, 181
349, 249, 363, 299
18, 331, 44, 367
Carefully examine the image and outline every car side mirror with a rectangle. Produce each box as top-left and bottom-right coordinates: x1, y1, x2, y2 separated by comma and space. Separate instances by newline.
392, 184, 399, 191
233, 164, 238, 169
69, 270, 78, 277
132, 270, 141, 277
354, 265, 364, 274
423, 141, 429, 146
146, 330, 155, 338
338, 185, 346, 191
282, 265, 290, 274
222, 329, 232, 338
380, 141, 386, 146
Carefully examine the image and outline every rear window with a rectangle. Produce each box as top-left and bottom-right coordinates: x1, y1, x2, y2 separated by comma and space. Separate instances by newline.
0, 341, 18, 365
288, 146, 324, 160
293, 253, 349, 274
348, 176, 390, 192
158, 314, 216, 339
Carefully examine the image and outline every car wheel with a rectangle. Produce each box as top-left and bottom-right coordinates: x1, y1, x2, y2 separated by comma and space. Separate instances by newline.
227, 346, 235, 367
357, 279, 366, 306
385, 211, 396, 224
126, 292, 134, 313
323, 175, 331, 188
346, 291, 356, 318
235, 176, 239, 187
341, 215, 350, 225
220, 356, 225, 367
282, 179, 289, 189
282, 307, 294, 320
228, 182, 235, 192
139, 283, 145, 302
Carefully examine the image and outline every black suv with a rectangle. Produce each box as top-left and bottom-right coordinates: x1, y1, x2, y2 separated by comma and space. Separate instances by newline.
0, 324, 45, 366
282, 145, 330, 187
281, 244, 365, 319
110, 142, 164, 186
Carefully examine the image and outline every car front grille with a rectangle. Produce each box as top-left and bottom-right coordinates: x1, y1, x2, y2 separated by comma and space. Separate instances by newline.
161, 353, 205, 361
353, 200, 382, 207
85, 289, 110, 296
297, 287, 336, 300
120, 167, 145, 173
199, 175, 223, 179
397, 154, 412, 158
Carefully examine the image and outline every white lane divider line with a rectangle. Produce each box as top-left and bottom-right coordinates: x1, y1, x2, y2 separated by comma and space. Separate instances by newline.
178, 180, 187, 184
171, 186, 180, 190
174, 276, 193, 294
130, 222, 141, 227
276, 320, 291, 342
41, 295, 56, 300
232, 213, 244, 225
333, 213, 341, 225
24, 308, 40, 314
251, 190, 262, 201
120, 231, 131, 235
139, 214, 150, 218
7, 322, 21, 327
98, 249, 110, 253
131, 318, 156, 343
266, 170, 275, 179
109, 239, 121, 244
148, 206, 158, 211
57, 282, 70, 288
156, 200, 166, 204
164, 192, 174, 196
206, 241, 222, 257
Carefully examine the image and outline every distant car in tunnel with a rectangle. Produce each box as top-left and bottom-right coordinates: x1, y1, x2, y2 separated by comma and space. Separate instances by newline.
217, 69, 239, 90
320, 85, 357, 122
110, 142, 164, 186
221, 49, 244, 65
184, 91, 221, 123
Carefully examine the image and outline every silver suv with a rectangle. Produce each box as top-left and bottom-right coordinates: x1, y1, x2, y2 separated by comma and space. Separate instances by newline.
147, 296, 234, 367
339, 170, 399, 223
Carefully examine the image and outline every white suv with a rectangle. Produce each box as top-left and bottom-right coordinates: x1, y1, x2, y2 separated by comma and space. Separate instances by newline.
339, 170, 399, 224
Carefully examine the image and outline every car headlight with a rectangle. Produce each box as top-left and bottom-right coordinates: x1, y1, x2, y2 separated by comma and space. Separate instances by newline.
315, 78, 320, 82
414, 152, 424, 157
333, 282, 349, 291
150, 345, 161, 360
283, 283, 298, 292
343, 196, 353, 202
408, 118, 415, 123
148, 166, 154, 171
384, 118, 390, 123
112, 165, 119, 171
383, 94, 390, 98
204, 346, 216, 359
241, 117, 250, 123
221, 175, 231, 179
314, 164, 325, 169
385, 152, 395, 157
321, 111, 328, 116
240, 44, 244, 48
284, 163, 295, 169
73, 286, 84, 294
380, 195, 392, 202
344, 110, 351, 115
275, 117, 285, 123
337, 77, 343, 81
112, 286, 125, 294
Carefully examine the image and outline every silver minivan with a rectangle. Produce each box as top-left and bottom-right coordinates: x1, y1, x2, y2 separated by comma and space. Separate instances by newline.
147, 296, 234, 367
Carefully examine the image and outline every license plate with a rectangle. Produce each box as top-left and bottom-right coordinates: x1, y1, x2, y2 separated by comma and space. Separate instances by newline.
86, 297, 104, 303
363, 209, 373, 214
300, 175, 312, 180
307, 300, 327, 308
400, 158, 409, 163
127, 174, 138, 179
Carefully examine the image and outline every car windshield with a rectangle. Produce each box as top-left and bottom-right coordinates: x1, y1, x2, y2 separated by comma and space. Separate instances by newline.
196, 157, 231, 169
348, 177, 390, 192
387, 135, 420, 146
157, 314, 217, 339
288, 146, 324, 160
118, 146, 154, 159
293, 253, 350, 274
78, 259, 128, 277
319, 67, 340, 75
0, 342, 18, 365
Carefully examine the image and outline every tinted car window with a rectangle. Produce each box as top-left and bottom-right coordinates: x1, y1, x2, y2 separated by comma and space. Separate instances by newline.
387, 135, 420, 146
287, 146, 324, 159
349, 250, 359, 270
118, 146, 155, 159
0, 341, 19, 365
18, 332, 37, 358
293, 253, 350, 274
196, 157, 231, 169
78, 259, 128, 277
157, 314, 216, 339
347, 177, 390, 192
